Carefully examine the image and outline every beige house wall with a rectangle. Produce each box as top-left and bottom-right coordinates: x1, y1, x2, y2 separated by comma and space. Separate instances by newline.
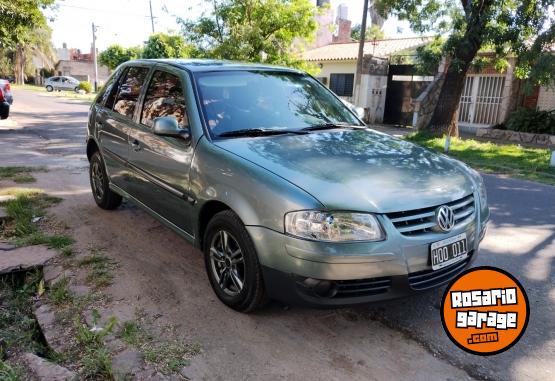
56, 60, 111, 85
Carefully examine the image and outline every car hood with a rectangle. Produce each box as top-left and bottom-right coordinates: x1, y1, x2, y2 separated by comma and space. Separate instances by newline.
214, 129, 476, 213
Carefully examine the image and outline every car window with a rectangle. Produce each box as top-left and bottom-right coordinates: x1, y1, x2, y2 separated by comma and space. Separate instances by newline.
141, 70, 188, 128
96, 69, 121, 106
51, 77, 59, 82
112, 67, 149, 118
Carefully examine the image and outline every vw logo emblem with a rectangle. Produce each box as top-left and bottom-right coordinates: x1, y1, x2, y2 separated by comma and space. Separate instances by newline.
435, 205, 455, 232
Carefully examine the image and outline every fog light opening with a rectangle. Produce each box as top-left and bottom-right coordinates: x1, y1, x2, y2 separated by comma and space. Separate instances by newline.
301, 278, 337, 298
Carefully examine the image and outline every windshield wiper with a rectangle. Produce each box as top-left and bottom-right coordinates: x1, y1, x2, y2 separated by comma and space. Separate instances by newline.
301, 123, 366, 132
217, 128, 308, 138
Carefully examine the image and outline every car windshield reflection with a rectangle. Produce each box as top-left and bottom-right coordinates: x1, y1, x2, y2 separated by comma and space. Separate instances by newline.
194, 70, 364, 138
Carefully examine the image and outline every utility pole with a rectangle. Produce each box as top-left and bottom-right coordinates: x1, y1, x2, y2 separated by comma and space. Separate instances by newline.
92, 22, 99, 92
149, 0, 155, 33
354, 0, 369, 106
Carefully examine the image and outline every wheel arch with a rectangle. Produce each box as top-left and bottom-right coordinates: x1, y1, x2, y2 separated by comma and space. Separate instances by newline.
197, 200, 232, 251
86, 138, 99, 161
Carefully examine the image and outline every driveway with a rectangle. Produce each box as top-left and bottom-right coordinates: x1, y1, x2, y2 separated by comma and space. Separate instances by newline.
1, 89, 554, 380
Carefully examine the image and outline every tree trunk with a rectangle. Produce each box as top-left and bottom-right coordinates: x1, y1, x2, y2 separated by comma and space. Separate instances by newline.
423, 66, 470, 137
14, 45, 26, 85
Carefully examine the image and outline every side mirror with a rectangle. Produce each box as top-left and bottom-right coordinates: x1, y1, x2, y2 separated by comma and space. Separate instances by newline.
153, 116, 190, 140
353, 106, 365, 120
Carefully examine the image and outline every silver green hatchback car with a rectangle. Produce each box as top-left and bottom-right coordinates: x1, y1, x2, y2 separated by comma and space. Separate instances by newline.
86, 59, 489, 312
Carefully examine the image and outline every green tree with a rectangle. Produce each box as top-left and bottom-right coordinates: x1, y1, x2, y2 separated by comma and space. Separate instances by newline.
377, 0, 555, 136
351, 24, 385, 41
141, 33, 192, 59
178, 0, 319, 71
0, 0, 54, 48
1, 0, 55, 83
99, 45, 142, 70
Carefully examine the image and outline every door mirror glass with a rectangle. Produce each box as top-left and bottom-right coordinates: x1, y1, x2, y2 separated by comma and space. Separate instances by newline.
153, 116, 190, 140
354, 106, 365, 120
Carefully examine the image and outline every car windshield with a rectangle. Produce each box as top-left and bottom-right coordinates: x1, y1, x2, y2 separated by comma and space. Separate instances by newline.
195, 70, 363, 138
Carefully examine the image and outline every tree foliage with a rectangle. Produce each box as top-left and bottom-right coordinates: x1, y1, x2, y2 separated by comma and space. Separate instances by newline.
376, 0, 555, 136
99, 45, 142, 70
178, 0, 319, 71
0, 0, 54, 48
141, 33, 192, 59
351, 24, 385, 41
0, 0, 55, 83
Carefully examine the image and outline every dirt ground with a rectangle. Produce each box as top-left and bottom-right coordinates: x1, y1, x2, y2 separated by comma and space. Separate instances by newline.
27, 167, 475, 381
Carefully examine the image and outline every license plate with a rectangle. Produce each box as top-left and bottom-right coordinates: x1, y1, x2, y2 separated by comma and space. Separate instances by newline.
430, 233, 468, 270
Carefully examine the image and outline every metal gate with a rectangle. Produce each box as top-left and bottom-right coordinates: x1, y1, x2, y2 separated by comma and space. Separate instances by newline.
383, 65, 432, 125
458, 75, 505, 126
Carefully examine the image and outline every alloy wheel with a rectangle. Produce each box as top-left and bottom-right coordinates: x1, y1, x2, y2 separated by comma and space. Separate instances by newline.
91, 160, 105, 200
209, 230, 245, 296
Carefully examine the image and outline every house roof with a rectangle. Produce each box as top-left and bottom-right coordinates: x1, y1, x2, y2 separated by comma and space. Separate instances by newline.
303, 36, 435, 61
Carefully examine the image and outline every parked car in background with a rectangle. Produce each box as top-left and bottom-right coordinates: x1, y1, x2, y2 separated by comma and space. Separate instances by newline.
45, 76, 81, 92
86, 59, 489, 312
0, 79, 13, 119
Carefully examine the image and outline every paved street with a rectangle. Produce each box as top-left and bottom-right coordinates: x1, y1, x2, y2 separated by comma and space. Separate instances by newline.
1, 89, 554, 380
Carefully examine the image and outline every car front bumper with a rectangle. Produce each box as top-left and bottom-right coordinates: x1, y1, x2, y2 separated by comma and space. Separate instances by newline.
247, 210, 488, 307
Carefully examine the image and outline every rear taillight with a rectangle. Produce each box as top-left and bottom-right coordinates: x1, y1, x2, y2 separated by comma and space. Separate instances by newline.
0, 88, 4, 102
5, 83, 10, 92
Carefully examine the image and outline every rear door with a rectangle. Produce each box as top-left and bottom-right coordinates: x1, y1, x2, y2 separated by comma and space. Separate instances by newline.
126, 66, 195, 235
96, 65, 150, 189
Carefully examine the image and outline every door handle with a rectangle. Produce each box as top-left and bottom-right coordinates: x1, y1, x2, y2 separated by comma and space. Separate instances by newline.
131, 139, 141, 152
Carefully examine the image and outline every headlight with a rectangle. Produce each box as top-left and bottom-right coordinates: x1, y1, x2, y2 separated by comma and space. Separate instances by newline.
284, 211, 385, 242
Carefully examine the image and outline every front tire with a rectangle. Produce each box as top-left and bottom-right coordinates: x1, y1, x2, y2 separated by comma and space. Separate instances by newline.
74, 87, 79, 93
46, 85, 53, 92
203, 210, 267, 312
89, 151, 122, 210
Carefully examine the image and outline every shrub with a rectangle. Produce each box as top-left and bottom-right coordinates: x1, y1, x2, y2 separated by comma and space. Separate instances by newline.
78, 81, 93, 93
505, 108, 555, 135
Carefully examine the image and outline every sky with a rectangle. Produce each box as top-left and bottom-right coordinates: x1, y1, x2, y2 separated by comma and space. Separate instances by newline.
46, 0, 415, 52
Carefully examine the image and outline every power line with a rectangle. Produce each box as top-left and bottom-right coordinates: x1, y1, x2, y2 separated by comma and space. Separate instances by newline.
56, 3, 164, 19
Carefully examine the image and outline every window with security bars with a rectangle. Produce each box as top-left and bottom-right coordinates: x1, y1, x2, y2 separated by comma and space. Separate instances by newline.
329, 73, 354, 97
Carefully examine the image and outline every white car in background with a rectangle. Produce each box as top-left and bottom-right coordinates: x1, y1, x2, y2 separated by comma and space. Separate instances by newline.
45, 76, 81, 92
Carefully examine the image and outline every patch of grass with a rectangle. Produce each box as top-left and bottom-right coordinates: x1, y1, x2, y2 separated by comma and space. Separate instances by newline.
0, 271, 48, 360
79, 248, 118, 290
11, 84, 96, 103
74, 312, 117, 380
49, 277, 72, 305
80, 347, 113, 379
46, 235, 74, 249
13, 233, 73, 250
0, 167, 45, 184
118, 320, 141, 346
61, 246, 75, 257
0, 360, 23, 381
0, 189, 72, 255
143, 342, 198, 373
117, 318, 200, 375
1, 191, 61, 238
406, 133, 555, 185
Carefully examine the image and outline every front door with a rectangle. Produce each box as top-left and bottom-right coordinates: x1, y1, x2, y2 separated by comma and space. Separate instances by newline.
127, 68, 195, 236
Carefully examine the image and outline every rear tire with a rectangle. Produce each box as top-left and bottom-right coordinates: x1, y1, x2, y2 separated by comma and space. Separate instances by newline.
46, 85, 53, 92
74, 87, 79, 93
89, 151, 122, 210
203, 210, 268, 312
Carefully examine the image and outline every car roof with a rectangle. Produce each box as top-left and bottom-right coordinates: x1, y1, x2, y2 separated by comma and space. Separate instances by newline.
124, 58, 303, 74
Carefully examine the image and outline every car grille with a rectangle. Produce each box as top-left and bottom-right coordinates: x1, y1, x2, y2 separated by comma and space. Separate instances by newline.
408, 251, 473, 290
386, 194, 475, 236
331, 277, 392, 298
